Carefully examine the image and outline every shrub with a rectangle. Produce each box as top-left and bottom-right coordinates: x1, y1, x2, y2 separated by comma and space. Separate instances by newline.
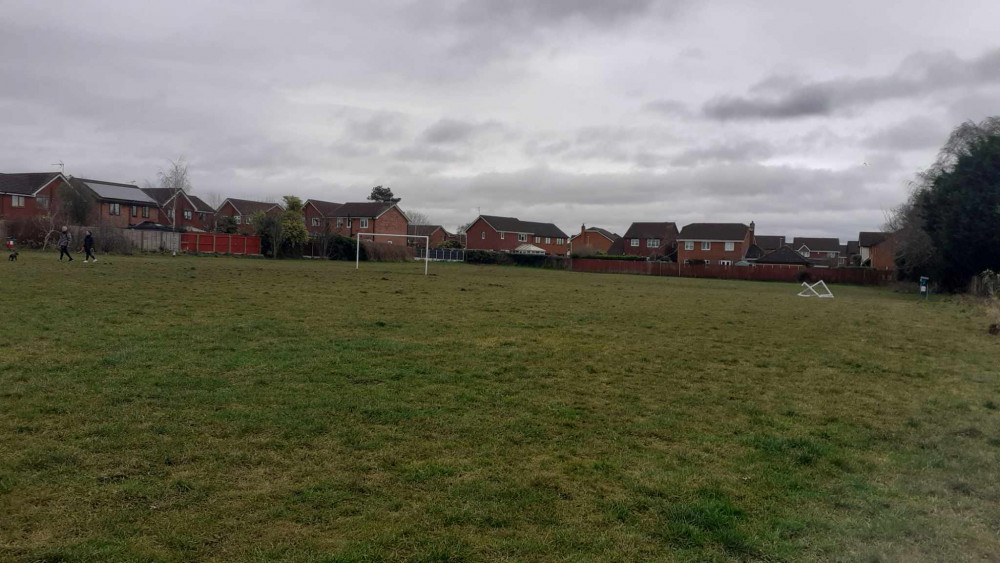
573, 254, 646, 261
465, 250, 512, 265
437, 240, 462, 249
795, 270, 814, 283
362, 240, 411, 262
325, 235, 365, 261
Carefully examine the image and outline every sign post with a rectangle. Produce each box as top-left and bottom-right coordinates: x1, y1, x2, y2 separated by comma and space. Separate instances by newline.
919, 276, 929, 300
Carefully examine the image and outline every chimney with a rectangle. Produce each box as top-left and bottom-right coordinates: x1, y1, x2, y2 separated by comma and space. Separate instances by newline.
749, 221, 755, 232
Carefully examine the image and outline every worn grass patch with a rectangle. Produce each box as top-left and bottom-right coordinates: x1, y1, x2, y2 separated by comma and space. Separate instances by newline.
1, 252, 999, 561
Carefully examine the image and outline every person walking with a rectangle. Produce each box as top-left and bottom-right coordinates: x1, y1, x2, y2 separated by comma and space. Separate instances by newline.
83, 230, 97, 263
58, 226, 74, 262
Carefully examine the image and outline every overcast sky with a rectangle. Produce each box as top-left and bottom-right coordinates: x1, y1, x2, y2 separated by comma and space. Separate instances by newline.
2, 1, 998, 240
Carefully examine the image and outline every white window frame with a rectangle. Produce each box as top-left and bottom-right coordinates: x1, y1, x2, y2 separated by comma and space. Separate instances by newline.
630, 238, 639, 247
557, 238, 564, 245
719, 260, 732, 266
545, 237, 551, 244
142, 206, 150, 218
827, 252, 836, 258
534, 236, 541, 243
131, 205, 138, 218
701, 241, 710, 250
684, 241, 694, 251
337, 218, 343, 228
647, 238, 660, 248
109, 203, 121, 216
11, 195, 25, 208
311, 217, 320, 227
724, 242, 735, 251
704, 260, 711, 265
360, 218, 369, 229
500, 232, 505, 240
235, 215, 242, 225
481, 231, 485, 240
183, 209, 192, 220
347, 218, 352, 228
518, 233, 526, 242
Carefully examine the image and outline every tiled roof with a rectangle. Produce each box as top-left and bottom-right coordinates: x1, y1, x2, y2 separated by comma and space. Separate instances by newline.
677, 223, 750, 241
859, 231, 889, 247
792, 237, 841, 252
623, 222, 677, 240
141, 187, 177, 205
846, 240, 860, 255
407, 224, 447, 237
0, 172, 62, 196
224, 198, 282, 215
756, 245, 815, 265
754, 235, 785, 251
475, 215, 567, 238
333, 202, 396, 218
306, 199, 344, 217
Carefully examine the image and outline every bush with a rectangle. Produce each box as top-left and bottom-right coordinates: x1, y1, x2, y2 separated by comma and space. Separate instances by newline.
437, 240, 462, 249
572, 254, 646, 261
361, 240, 411, 262
464, 250, 568, 269
795, 269, 815, 283
325, 235, 365, 261
465, 250, 513, 265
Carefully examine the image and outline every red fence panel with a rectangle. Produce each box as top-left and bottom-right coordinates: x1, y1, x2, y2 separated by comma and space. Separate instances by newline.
179, 233, 261, 255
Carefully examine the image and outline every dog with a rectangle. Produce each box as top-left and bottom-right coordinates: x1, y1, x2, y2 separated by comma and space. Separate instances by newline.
8, 250, 18, 262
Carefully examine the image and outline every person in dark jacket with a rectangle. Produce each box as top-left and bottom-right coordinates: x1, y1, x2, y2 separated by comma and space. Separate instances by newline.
83, 230, 97, 263
58, 227, 73, 262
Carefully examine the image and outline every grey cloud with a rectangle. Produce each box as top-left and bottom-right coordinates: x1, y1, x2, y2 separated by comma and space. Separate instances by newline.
454, 0, 661, 29
391, 145, 468, 163
420, 118, 502, 145
669, 139, 775, 167
863, 117, 948, 151
704, 48, 1000, 120
344, 112, 408, 142
643, 99, 691, 117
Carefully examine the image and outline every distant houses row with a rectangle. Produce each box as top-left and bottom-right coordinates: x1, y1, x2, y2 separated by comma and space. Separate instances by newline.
0, 170, 895, 269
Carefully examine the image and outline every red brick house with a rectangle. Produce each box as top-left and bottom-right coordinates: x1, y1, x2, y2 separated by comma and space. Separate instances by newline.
71, 178, 162, 228
569, 224, 620, 255
407, 224, 451, 247
464, 215, 569, 256
143, 188, 215, 231
303, 199, 343, 235
0, 172, 71, 221
306, 201, 409, 244
676, 222, 755, 265
791, 237, 842, 263
216, 198, 283, 234
859, 231, 896, 270
613, 222, 678, 258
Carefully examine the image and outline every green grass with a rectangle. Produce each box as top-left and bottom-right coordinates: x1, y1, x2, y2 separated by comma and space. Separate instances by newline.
1, 252, 998, 562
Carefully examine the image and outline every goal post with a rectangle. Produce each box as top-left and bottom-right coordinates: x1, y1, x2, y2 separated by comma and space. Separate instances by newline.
355, 233, 429, 276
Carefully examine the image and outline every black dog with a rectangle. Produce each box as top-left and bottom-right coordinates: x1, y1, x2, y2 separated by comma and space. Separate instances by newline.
8, 251, 17, 262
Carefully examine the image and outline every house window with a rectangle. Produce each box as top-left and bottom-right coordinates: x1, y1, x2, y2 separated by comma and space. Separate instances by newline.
704, 260, 711, 265
827, 252, 836, 258
311, 218, 320, 227
481, 231, 485, 240
701, 241, 710, 250
131, 205, 138, 217
684, 241, 694, 251
500, 232, 505, 240
35, 196, 50, 209
11, 195, 25, 208
143, 206, 150, 218
557, 238, 564, 244
800, 249, 809, 257
720, 260, 732, 266
109, 203, 121, 216
725, 242, 735, 251
347, 218, 352, 228
184, 210, 192, 220
545, 237, 551, 244
199, 213, 205, 221
337, 218, 343, 228
360, 218, 369, 229
168, 209, 175, 219
647, 238, 660, 248
235, 215, 242, 225
518, 233, 526, 242
534, 236, 541, 243
630, 238, 639, 247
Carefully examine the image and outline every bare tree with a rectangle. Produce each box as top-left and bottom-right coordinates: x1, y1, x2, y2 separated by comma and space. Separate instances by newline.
406, 210, 432, 225
158, 157, 193, 231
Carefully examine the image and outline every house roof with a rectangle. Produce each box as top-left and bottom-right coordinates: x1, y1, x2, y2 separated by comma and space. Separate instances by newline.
407, 224, 446, 237
514, 243, 546, 254
305, 199, 344, 217
73, 178, 157, 205
186, 194, 214, 213
859, 231, 889, 247
474, 215, 568, 238
333, 202, 397, 218
744, 244, 766, 260
142, 188, 215, 213
571, 226, 621, 242
756, 245, 815, 265
677, 223, 750, 241
0, 172, 63, 196
223, 198, 282, 215
622, 222, 677, 240
792, 237, 841, 252
607, 237, 627, 255
846, 240, 860, 255
754, 235, 785, 251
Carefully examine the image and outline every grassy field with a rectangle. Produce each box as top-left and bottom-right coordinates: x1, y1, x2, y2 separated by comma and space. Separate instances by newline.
1, 252, 998, 562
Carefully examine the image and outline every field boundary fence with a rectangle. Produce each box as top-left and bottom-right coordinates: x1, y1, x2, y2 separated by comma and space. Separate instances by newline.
416, 247, 466, 262
570, 258, 893, 285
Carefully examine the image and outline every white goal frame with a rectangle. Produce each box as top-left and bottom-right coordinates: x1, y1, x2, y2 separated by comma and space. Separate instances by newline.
355, 233, 429, 276
797, 280, 834, 298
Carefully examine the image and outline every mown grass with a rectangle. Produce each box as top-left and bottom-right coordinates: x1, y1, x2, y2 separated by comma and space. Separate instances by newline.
1, 252, 998, 562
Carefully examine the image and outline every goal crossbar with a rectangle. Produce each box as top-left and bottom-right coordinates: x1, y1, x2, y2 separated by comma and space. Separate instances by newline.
355, 233, 429, 275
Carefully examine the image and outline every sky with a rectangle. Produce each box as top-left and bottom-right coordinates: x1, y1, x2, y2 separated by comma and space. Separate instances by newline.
2, 0, 998, 240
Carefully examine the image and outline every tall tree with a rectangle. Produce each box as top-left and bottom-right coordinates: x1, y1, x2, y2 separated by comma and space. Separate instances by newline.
891, 117, 1000, 290
158, 157, 193, 231
406, 210, 431, 225
367, 185, 400, 203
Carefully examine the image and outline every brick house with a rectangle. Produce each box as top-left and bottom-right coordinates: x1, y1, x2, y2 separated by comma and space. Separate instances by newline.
216, 198, 283, 234
407, 224, 451, 247
614, 222, 678, 258
0, 172, 71, 221
859, 231, 896, 270
142, 188, 215, 231
71, 178, 161, 227
791, 237, 842, 263
569, 224, 620, 255
305, 201, 409, 244
676, 222, 755, 265
464, 215, 569, 256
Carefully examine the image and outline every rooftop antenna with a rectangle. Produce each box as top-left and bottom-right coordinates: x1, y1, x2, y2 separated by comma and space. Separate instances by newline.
51, 160, 64, 173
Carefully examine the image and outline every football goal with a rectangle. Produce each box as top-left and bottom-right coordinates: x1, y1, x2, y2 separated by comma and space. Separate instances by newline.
355, 233, 429, 275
